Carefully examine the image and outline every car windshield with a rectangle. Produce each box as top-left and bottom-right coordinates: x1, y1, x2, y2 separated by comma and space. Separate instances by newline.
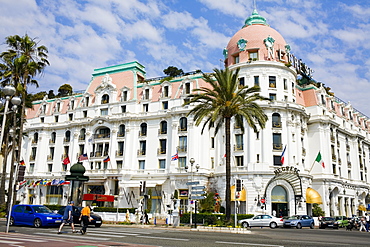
322, 217, 333, 221
33, 206, 52, 213
288, 215, 300, 220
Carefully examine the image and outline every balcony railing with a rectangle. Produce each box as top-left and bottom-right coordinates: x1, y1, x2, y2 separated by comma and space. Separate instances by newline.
138, 131, 147, 137
346, 144, 350, 151
29, 155, 36, 161
157, 148, 166, 154
64, 137, 71, 143
178, 127, 187, 132
302, 147, 306, 156
332, 154, 337, 161
272, 122, 282, 128
234, 144, 244, 151
49, 139, 55, 144
177, 146, 187, 152
93, 133, 110, 139
348, 161, 352, 168
330, 135, 335, 143
116, 150, 124, 157
158, 129, 167, 135
32, 139, 38, 144
117, 132, 125, 137
273, 143, 283, 150
137, 149, 146, 156
47, 155, 53, 161
78, 135, 86, 141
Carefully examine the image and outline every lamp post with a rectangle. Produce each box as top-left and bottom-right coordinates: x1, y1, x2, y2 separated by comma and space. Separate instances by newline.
0, 85, 17, 152
185, 158, 199, 227
4, 94, 21, 234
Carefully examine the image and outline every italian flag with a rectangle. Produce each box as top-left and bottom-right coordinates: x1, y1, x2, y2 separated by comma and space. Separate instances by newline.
315, 152, 325, 168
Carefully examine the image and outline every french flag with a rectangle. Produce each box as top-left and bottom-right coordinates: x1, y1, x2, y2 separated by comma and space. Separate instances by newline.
280, 145, 286, 165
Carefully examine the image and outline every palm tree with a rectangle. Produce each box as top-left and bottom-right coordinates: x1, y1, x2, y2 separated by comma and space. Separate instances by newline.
0, 34, 49, 206
185, 67, 269, 222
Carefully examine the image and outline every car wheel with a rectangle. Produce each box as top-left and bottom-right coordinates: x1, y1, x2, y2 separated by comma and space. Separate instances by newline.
296, 223, 302, 229
95, 223, 102, 228
33, 218, 42, 228
242, 222, 249, 228
270, 222, 277, 229
310, 223, 314, 229
9, 216, 14, 226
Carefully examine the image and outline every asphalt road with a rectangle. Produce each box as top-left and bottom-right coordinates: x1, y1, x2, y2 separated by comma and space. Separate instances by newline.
0, 222, 370, 247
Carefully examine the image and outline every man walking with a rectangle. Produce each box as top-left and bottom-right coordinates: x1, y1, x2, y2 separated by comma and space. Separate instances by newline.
79, 204, 91, 235
366, 213, 370, 232
58, 201, 77, 234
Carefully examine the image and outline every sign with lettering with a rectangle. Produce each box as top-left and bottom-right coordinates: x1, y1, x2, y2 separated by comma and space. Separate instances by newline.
274, 166, 300, 176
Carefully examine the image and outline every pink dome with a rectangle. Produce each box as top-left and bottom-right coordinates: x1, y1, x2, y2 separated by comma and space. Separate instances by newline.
225, 10, 288, 67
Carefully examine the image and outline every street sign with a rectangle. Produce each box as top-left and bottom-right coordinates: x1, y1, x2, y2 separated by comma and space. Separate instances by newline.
191, 196, 206, 200
186, 181, 200, 186
260, 198, 266, 204
191, 186, 206, 190
192, 190, 206, 195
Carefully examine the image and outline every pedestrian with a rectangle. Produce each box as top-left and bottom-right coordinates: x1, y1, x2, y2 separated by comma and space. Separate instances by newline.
79, 204, 91, 235
144, 211, 149, 224
58, 201, 77, 234
359, 217, 367, 232
366, 213, 370, 232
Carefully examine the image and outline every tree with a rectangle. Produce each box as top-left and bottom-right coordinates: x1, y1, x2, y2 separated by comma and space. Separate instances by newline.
48, 90, 55, 99
58, 84, 72, 97
0, 34, 49, 207
30, 91, 47, 101
184, 68, 269, 222
163, 66, 184, 77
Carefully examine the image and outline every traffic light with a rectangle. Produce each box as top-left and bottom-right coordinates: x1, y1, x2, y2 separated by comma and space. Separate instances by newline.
236, 179, 242, 192
17, 166, 26, 182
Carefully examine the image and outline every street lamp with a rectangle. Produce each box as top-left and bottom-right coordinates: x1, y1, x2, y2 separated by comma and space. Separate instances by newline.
0, 85, 18, 152
185, 158, 199, 227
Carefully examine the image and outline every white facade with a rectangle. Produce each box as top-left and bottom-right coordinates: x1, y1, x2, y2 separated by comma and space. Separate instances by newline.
11, 10, 370, 218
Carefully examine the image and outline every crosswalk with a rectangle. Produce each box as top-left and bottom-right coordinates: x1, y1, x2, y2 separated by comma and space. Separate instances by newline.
0, 227, 178, 246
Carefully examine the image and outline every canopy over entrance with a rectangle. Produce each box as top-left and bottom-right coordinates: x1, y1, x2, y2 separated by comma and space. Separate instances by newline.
306, 187, 322, 204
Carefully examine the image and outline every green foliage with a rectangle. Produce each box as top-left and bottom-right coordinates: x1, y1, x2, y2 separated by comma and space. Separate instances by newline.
92, 207, 136, 213
163, 66, 184, 77
30, 91, 47, 101
199, 192, 216, 213
58, 83, 73, 97
312, 203, 325, 217
159, 76, 173, 83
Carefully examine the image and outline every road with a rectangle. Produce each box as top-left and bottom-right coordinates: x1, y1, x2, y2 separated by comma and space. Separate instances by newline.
0, 222, 369, 247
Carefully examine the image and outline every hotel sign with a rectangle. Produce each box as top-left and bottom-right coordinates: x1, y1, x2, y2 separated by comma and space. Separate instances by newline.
274, 166, 300, 176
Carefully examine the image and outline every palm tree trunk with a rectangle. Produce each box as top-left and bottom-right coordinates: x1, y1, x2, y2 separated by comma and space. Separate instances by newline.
0, 135, 11, 205
225, 117, 231, 222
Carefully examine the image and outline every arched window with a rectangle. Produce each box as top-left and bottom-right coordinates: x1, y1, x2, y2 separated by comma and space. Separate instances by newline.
179, 117, 187, 131
65, 130, 71, 142
160, 121, 167, 134
101, 94, 109, 104
33, 133, 38, 144
271, 185, 287, 203
272, 113, 281, 128
79, 128, 86, 140
118, 124, 125, 137
94, 127, 110, 139
140, 123, 147, 136
51, 132, 56, 144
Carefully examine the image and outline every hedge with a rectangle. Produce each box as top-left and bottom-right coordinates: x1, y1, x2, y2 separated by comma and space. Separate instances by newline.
44, 205, 136, 214
180, 213, 254, 225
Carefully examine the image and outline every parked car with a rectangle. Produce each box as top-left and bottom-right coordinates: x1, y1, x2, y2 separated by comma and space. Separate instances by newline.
57, 206, 102, 227
238, 214, 283, 229
334, 216, 349, 227
9, 204, 63, 228
283, 215, 314, 229
319, 217, 339, 229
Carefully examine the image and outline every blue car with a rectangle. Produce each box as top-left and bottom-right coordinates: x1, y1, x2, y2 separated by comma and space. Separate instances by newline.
283, 215, 314, 229
9, 204, 63, 228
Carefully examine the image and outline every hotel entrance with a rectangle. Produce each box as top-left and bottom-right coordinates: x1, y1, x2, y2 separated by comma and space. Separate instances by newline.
271, 185, 288, 217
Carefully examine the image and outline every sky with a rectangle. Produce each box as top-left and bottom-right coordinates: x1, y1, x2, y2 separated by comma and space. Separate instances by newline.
1, 0, 370, 116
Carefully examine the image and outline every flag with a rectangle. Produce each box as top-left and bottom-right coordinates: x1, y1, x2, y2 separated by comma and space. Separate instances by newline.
315, 152, 325, 168
103, 156, 110, 163
171, 152, 178, 161
60, 181, 70, 185
63, 156, 70, 165
280, 145, 286, 165
79, 153, 88, 161
20, 160, 25, 166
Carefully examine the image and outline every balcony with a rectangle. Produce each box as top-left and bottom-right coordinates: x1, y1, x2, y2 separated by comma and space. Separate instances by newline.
330, 135, 335, 143
78, 135, 86, 141
61, 154, 68, 159
272, 122, 282, 128
93, 151, 102, 157
234, 144, 244, 151
346, 144, 350, 151
157, 148, 166, 154
158, 129, 167, 135
117, 132, 125, 138
63, 137, 71, 143
49, 139, 55, 144
177, 146, 187, 152
31, 139, 38, 145
29, 155, 36, 161
116, 150, 124, 157
332, 154, 337, 161
273, 143, 283, 150
348, 161, 352, 168
93, 133, 110, 139
178, 127, 187, 132
138, 131, 147, 137
302, 147, 306, 156
47, 155, 54, 161
137, 149, 146, 156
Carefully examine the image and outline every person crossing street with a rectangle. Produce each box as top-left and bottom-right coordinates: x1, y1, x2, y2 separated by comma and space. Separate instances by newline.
79, 205, 91, 235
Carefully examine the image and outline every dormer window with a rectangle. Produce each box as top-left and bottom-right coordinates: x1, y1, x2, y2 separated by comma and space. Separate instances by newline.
56, 102, 61, 112
249, 51, 258, 61
70, 100, 75, 110
122, 91, 128, 101
85, 97, 89, 107
101, 94, 109, 104
185, 83, 191, 94
163, 86, 169, 98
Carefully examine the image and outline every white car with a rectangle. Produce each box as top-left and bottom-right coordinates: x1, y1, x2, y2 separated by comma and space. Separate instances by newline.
238, 214, 283, 229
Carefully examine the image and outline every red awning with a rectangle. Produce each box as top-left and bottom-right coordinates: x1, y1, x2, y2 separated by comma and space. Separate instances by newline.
83, 194, 114, 202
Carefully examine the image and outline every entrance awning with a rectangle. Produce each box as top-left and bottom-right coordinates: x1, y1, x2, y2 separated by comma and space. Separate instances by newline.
306, 188, 322, 204
83, 194, 115, 202
231, 185, 246, 201
358, 205, 367, 211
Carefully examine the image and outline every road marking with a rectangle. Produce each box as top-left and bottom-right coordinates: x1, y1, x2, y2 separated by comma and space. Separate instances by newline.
282, 240, 350, 246
35, 232, 111, 241
216, 241, 284, 247
0, 236, 47, 242
89, 229, 153, 235
87, 230, 139, 236
0, 240, 23, 244
137, 236, 189, 241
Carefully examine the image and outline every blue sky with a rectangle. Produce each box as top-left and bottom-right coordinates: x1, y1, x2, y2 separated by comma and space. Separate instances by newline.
1, 0, 370, 115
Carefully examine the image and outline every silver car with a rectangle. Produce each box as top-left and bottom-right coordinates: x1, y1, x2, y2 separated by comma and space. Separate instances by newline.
238, 214, 283, 229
